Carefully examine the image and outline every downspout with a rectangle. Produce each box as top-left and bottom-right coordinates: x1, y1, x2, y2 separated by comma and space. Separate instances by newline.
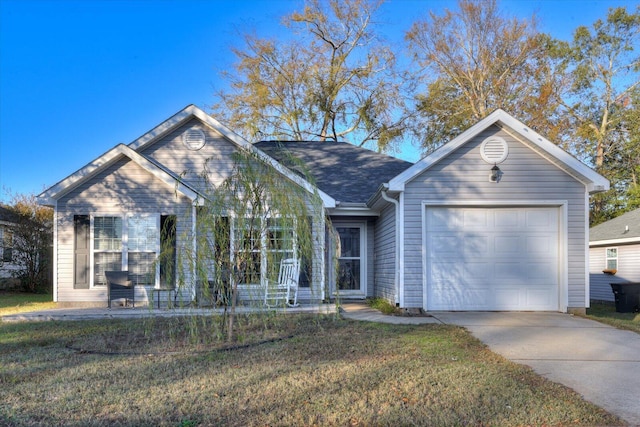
381, 184, 400, 305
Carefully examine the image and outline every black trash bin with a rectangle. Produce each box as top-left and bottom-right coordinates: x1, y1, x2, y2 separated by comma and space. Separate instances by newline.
610, 283, 640, 313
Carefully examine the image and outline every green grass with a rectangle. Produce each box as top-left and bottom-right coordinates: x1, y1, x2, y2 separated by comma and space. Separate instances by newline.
0, 292, 57, 316
366, 297, 400, 315
586, 302, 640, 334
0, 314, 622, 426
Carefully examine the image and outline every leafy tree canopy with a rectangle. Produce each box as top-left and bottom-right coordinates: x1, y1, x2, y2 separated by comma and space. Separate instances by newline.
212, 0, 407, 151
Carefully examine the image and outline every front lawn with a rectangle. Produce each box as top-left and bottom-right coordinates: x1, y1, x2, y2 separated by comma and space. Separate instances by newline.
586, 302, 640, 334
0, 314, 621, 426
0, 292, 56, 316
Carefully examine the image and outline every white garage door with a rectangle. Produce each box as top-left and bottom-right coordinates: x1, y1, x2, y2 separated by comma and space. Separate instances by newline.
426, 207, 559, 311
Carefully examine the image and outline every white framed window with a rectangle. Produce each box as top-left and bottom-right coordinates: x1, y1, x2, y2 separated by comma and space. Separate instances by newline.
1, 226, 14, 263
93, 216, 123, 287
91, 214, 160, 287
233, 218, 263, 286
127, 215, 160, 286
226, 217, 297, 287
606, 247, 618, 271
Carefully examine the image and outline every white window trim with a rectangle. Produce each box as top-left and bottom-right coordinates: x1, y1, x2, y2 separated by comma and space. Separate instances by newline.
230, 216, 299, 288
605, 247, 618, 271
89, 213, 161, 288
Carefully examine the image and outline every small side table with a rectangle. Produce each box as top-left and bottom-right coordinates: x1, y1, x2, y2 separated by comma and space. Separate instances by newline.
152, 288, 176, 309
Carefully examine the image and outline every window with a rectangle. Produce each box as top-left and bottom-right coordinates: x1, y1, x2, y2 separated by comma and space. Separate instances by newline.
227, 217, 298, 286
1, 227, 13, 263
234, 219, 263, 285
127, 215, 159, 286
267, 218, 295, 261
93, 217, 123, 286
606, 247, 618, 271
92, 214, 161, 287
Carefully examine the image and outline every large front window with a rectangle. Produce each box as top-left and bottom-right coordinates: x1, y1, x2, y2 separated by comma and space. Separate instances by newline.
235, 220, 263, 285
229, 218, 296, 286
93, 217, 123, 286
92, 215, 160, 287
127, 215, 159, 286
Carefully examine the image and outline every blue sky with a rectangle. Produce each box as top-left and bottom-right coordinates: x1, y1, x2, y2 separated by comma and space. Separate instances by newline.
0, 0, 633, 202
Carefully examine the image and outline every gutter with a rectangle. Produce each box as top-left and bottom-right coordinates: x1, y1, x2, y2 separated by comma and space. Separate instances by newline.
380, 184, 400, 305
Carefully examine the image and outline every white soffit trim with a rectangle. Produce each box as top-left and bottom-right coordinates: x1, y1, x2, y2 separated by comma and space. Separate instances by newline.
590, 237, 640, 246
387, 109, 609, 194
38, 144, 198, 202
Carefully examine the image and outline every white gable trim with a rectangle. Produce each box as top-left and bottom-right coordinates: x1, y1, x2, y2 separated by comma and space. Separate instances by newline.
38, 144, 198, 204
129, 105, 336, 208
388, 109, 609, 194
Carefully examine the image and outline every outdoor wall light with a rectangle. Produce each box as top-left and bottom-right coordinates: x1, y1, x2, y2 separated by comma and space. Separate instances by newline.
480, 136, 508, 183
490, 164, 501, 183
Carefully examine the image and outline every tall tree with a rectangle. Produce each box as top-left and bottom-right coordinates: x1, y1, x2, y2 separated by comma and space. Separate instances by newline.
212, 0, 405, 151
177, 149, 322, 342
553, 6, 640, 223
3, 193, 53, 293
406, 0, 563, 150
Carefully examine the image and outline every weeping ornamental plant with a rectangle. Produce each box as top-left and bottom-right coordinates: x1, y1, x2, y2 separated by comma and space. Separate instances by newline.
174, 147, 325, 342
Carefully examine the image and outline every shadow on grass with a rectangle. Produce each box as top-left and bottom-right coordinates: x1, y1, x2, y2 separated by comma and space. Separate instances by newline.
586, 302, 640, 334
0, 314, 624, 426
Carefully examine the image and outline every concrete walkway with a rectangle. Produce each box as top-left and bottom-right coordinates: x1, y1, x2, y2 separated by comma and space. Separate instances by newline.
433, 312, 640, 426
3, 303, 639, 424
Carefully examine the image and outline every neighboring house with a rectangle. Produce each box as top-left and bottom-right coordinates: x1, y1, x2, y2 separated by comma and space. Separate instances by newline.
38, 105, 608, 313
0, 205, 21, 287
589, 209, 640, 302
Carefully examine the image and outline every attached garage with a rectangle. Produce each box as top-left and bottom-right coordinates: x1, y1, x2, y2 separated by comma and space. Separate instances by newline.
425, 206, 561, 311
375, 109, 609, 314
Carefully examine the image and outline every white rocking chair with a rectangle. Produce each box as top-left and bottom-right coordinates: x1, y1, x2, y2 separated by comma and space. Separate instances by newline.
264, 258, 300, 308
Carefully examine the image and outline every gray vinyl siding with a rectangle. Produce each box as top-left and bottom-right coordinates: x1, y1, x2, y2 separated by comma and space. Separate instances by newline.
55, 157, 193, 304
374, 202, 397, 302
367, 220, 375, 298
139, 118, 238, 193
590, 243, 640, 301
402, 125, 589, 310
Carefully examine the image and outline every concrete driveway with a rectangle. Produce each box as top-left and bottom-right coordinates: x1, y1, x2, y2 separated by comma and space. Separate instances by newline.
433, 312, 640, 426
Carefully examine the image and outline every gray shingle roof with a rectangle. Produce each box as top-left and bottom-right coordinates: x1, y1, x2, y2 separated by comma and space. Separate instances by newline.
254, 141, 413, 204
590, 209, 640, 242
0, 205, 21, 224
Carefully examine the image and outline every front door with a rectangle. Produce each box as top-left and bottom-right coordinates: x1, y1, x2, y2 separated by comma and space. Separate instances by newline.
335, 224, 366, 298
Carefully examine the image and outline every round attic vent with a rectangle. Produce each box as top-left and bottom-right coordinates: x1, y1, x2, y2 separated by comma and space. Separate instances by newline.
183, 129, 206, 151
480, 136, 508, 164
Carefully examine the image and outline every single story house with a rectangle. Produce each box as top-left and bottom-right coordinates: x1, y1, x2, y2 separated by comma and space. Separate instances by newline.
589, 208, 640, 302
38, 105, 608, 313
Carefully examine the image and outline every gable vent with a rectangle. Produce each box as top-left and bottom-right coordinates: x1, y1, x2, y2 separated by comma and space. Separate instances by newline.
480, 136, 508, 164
183, 129, 206, 151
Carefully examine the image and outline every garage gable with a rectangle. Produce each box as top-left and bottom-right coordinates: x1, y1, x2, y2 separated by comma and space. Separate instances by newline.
388, 109, 609, 194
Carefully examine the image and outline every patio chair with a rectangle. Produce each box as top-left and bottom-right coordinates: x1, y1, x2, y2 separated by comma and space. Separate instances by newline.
106, 270, 135, 308
264, 258, 300, 308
